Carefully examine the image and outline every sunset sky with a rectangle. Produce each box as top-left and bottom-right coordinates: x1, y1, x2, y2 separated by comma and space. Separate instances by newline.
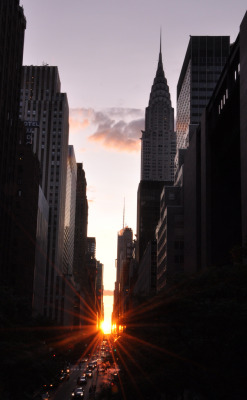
21, 0, 246, 318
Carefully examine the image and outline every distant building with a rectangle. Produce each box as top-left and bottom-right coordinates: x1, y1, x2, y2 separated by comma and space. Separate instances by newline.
113, 227, 134, 328
73, 163, 88, 286
137, 180, 172, 263
0, 0, 26, 282
95, 261, 104, 328
134, 240, 157, 297
63, 145, 77, 276
141, 40, 176, 181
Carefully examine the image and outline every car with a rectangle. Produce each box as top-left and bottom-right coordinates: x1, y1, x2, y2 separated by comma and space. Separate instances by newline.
59, 372, 70, 382
71, 387, 84, 398
41, 393, 50, 400
77, 376, 87, 385
87, 362, 96, 370
85, 368, 93, 378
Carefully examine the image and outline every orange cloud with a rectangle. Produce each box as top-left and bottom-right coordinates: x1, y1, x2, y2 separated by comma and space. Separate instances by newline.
69, 107, 144, 152
89, 118, 143, 153
69, 116, 89, 131
69, 108, 95, 133
104, 290, 113, 296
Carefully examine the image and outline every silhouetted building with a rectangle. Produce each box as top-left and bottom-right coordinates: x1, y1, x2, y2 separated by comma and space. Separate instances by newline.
19, 66, 69, 320
12, 126, 41, 314
32, 186, 49, 316
134, 240, 157, 297
0, 0, 26, 282
173, 36, 230, 276
200, 12, 247, 269
156, 186, 184, 291
95, 261, 104, 328
113, 227, 133, 329
137, 180, 172, 263
86, 237, 96, 259
73, 163, 88, 286
64, 145, 77, 276
177, 15, 247, 273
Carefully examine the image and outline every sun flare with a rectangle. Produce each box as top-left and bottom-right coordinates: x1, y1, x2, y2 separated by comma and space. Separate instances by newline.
101, 320, 112, 334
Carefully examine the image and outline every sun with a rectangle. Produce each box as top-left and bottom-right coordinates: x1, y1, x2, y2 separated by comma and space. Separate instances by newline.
100, 320, 112, 334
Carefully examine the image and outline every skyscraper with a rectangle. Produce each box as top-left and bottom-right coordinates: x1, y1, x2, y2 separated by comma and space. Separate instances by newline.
141, 40, 176, 182
0, 0, 26, 280
73, 163, 88, 287
176, 36, 230, 150
63, 145, 77, 276
19, 66, 69, 320
137, 40, 175, 263
174, 36, 230, 274
113, 227, 133, 329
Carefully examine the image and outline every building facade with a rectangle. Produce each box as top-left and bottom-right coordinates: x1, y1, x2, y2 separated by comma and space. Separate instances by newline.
0, 0, 26, 282
156, 186, 184, 291
19, 66, 69, 320
73, 163, 88, 288
113, 227, 134, 329
63, 145, 77, 276
200, 13, 247, 269
176, 36, 230, 150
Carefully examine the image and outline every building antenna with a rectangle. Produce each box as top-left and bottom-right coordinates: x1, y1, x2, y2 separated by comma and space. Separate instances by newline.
160, 27, 162, 54
123, 197, 125, 230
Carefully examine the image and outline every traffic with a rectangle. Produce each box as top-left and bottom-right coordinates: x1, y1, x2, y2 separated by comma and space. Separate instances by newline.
39, 337, 120, 400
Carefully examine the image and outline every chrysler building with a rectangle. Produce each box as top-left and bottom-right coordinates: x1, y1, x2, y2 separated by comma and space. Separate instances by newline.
141, 40, 176, 181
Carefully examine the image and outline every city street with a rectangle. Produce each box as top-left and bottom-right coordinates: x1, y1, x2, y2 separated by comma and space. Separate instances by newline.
49, 355, 120, 400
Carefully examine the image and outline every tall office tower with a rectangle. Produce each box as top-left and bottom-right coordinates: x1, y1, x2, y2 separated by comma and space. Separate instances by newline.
199, 12, 247, 270
141, 42, 176, 181
63, 145, 77, 276
176, 36, 230, 150
73, 163, 88, 287
0, 0, 26, 280
84, 237, 97, 328
137, 41, 175, 263
19, 66, 69, 319
113, 227, 133, 327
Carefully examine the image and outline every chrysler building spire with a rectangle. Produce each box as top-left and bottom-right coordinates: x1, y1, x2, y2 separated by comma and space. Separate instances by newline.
140, 35, 176, 182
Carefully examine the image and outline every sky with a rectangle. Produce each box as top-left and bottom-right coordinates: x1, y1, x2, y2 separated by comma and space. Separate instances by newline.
20, 0, 247, 313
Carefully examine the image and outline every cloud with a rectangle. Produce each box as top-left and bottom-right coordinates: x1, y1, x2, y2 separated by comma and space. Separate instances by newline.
104, 290, 113, 296
89, 115, 144, 153
69, 108, 94, 133
69, 107, 144, 153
